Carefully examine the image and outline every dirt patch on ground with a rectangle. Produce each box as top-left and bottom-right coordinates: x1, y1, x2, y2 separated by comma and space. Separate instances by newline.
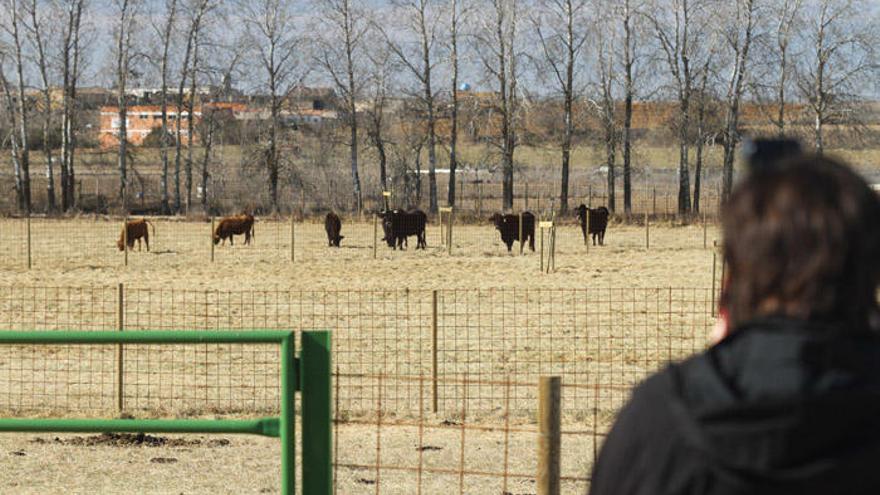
30, 432, 231, 448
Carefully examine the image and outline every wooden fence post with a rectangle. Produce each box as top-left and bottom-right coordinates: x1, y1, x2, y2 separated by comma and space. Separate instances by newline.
703, 213, 708, 249
123, 216, 128, 267
210, 217, 215, 263
447, 208, 454, 256
653, 187, 657, 216
116, 283, 125, 412
290, 214, 296, 263
584, 209, 590, 251
537, 376, 561, 495
373, 214, 378, 259
712, 240, 718, 317
26, 213, 32, 270
432, 290, 439, 413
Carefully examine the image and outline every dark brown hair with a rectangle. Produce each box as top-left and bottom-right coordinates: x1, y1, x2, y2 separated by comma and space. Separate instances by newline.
720, 154, 880, 331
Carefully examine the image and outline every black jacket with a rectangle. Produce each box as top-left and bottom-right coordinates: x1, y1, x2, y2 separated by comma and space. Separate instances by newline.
590, 318, 880, 495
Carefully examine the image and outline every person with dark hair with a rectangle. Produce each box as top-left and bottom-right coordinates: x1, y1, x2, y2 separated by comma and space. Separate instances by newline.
589, 149, 880, 495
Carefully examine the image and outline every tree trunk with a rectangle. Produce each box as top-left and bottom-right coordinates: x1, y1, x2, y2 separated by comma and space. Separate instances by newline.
160, 0, 176, 215
10, 2, 31, 212
200, 109, 215, 208
447, 0, 459, 207
622, 0, 634, 215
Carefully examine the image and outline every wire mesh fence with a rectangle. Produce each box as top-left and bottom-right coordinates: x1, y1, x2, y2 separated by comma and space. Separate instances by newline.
0, 215, 723, 271
0, 286, 715, 417
332, 374, 595, 494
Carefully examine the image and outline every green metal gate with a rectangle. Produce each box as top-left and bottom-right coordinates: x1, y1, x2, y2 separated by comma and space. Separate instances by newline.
0, 329, 332, 495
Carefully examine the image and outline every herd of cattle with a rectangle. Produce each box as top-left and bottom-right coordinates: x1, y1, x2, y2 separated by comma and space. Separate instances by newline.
116, 206, 610, 253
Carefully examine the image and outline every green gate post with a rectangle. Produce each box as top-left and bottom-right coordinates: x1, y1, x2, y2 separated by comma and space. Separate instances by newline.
281, 333, 296, 495
301, 331, 332, 495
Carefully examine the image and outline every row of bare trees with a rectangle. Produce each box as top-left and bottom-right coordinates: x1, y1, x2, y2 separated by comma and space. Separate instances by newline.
0, 0, 877, 215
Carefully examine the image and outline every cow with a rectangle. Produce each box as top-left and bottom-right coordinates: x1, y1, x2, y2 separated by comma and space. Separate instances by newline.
490, 211, 535, 252
380, 209, 427, 250
117, 219, 155, 252
576, 204, 610, 246
324, 212, 344, 247
213, 214, 255, 246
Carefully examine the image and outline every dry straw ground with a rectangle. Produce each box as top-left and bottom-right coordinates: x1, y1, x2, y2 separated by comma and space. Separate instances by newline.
0, 217, 719, 494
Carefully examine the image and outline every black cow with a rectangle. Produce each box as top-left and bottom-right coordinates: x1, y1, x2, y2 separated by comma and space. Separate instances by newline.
324, 212, 344, 247
576, 204, 610, 245
490, 211, 535, 252
380, 209, 427, 250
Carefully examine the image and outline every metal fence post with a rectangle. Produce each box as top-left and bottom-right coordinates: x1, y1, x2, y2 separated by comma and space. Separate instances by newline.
432, 290, 439, 413
116, 283, 124, 412
645, 212, 650, 250
537, 376, 561, 495
301, 331, 332, 495
373, 214, 378, 259
280, 333, 296, 495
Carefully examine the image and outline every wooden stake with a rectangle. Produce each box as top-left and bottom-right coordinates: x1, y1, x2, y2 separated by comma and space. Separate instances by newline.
537, 376, 561, 495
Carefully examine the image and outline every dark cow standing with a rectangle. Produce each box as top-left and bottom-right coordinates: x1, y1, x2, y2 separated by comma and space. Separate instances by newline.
324, 212, 344, 247
214, 214, 255, 246
381, 209, 427, 250
117, 219, 155, 251
576, 204, 610, 245
490, 211, 535, 252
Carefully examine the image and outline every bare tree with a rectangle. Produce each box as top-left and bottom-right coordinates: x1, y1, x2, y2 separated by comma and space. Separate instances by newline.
796, 0, 878, 155
0, 53, 27, 211
619, 0, 642, 214
24, 0, 57, 211
363, 37, 393, 197
173, 0, 210, 213
718, 0, 757, 200
589, 20, 618, 212
647, 0, 709, 214
692, 53, 713, 212
154, 0, 178, 214
315, 0, 368, 211
531, 0, 589, 214
771, 0, 802, 137
446, 0, 463, 207
112, 0, 141, 210
1, 0, 32, 212
376, 0, 443, 213
474, 0, 521, 211
239, 0, 305, 211
58, 0, 85, 211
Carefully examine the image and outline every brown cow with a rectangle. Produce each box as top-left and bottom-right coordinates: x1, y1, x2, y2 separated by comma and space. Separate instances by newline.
213, 214, 255, 246
117, 219, 155, 252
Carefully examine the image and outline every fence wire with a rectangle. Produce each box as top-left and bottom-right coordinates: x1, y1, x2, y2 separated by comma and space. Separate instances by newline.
0, 286, 714, 417
0, 215, 722, 271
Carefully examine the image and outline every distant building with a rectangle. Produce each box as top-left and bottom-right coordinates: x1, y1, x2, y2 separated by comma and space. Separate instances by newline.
98, 105, 202, 147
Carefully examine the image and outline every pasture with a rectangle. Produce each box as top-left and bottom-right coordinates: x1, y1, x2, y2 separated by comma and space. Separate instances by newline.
0, 216, 719, 493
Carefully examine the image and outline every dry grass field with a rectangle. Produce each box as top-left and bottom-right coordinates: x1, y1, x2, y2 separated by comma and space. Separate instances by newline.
0, 217, 719, 493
